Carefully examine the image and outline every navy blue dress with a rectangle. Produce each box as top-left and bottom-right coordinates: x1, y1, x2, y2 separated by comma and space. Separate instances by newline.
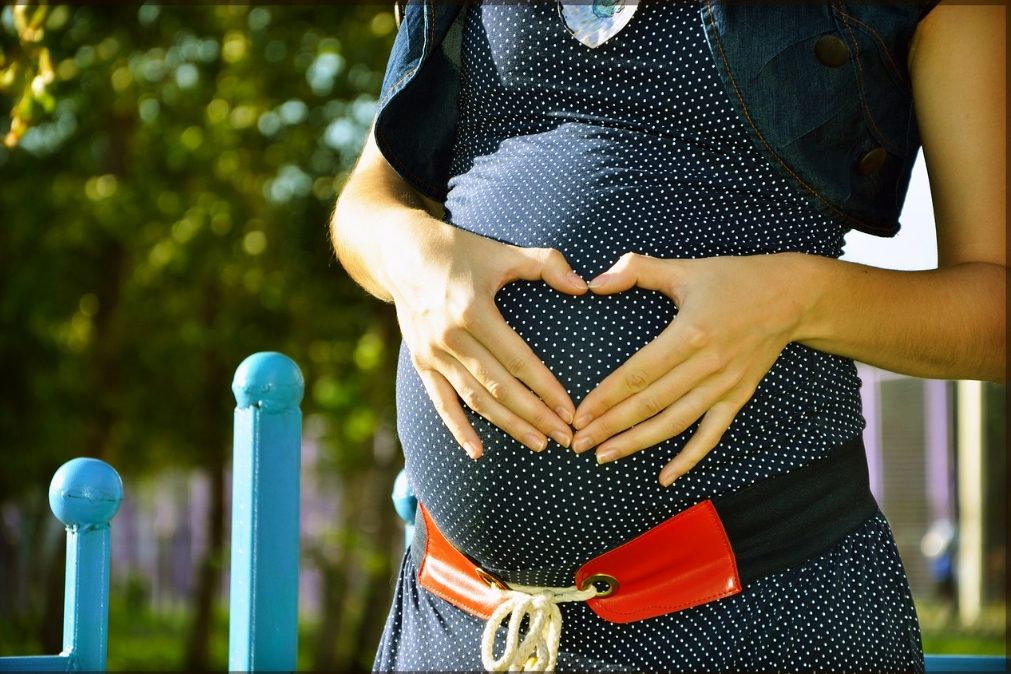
375, 1, 923, 671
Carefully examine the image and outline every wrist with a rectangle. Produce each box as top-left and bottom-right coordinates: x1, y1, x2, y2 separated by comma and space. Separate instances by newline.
778, 252, 830, 344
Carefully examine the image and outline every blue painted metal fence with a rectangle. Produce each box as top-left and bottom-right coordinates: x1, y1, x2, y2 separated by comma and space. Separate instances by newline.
0, 351, 303, 672
0, 351, 1004, 672
228, 352, 304, 672
0, 458, 123, 672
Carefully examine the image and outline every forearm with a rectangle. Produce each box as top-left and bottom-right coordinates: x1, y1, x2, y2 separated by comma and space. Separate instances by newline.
792, 254, 1006, 381
330, 163, 437, 303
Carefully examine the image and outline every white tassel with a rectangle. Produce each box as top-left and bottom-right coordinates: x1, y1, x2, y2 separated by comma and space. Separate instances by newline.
480, 582, 598, 672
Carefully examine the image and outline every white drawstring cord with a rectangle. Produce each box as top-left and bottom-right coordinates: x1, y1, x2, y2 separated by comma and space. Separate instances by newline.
480, 581, 598, 672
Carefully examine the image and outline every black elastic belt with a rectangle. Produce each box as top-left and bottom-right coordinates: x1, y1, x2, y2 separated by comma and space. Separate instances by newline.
713, 433, 878, 584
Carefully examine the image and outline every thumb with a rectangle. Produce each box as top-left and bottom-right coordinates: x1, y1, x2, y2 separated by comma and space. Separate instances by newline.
511, 247, 589, 296
588, 252, 678, 295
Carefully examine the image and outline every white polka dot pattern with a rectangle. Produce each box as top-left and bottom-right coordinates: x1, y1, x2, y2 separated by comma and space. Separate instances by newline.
375, 1, 923, 671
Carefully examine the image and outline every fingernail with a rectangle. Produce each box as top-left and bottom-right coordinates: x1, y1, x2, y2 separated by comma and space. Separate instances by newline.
551, 430, 572, 448
525, 434, 547, 452
659, 467, 679, 487
572, 436, 592, 453
596, 447, 618, 464
587, 273, 612, 289
568, 271, 587, 288
555, 406, 574, 426
464, 441, 481, 460
573, 412, 592, 429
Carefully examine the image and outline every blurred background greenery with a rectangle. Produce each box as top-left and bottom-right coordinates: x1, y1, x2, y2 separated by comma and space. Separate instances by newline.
0, 2, 1004, 671
1, 3, 403, 670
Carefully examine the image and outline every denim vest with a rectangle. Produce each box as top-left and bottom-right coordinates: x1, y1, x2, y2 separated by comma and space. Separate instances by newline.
374, 0, 938, 237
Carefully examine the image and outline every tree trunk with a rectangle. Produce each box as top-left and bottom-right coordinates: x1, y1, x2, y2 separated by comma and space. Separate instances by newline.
313, 474, 364, 671
352, 442, 400, 672
184, 304, 228, 671
351, 311, 405, 669
184, 453, 225, 670
39, 530, 65, 654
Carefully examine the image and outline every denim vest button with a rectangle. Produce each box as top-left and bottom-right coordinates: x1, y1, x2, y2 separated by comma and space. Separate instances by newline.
815, 35, 849, 67
856, 147, 888, 176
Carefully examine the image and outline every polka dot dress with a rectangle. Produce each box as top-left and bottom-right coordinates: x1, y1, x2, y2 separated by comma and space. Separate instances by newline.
375, 1, 924, 671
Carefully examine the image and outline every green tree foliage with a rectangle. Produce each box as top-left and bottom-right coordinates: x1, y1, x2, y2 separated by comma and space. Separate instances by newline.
1, 2, 401, 481
0, 2, 56, 147
1, 4, 403, 669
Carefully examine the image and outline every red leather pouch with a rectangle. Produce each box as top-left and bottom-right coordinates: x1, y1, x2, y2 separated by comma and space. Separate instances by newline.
416, 503, 503, 620
575, 500, 742, 623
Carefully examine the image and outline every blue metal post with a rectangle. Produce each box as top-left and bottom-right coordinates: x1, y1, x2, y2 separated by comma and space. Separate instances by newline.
391, 470, 417, 549
228, 352, 304, 672
52, 459, 123, 671
0, 458, 123, 672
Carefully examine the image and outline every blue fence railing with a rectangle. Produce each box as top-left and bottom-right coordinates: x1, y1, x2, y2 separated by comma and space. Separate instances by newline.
0, 351, 1004, 672
0, 351, 304, 673
0, 457, 123, 672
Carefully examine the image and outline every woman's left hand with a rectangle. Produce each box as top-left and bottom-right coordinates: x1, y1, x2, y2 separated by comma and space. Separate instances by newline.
570, 251, 813, 486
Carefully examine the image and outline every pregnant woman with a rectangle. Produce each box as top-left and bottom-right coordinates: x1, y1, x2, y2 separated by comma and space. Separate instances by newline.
333, 0, 1004, 671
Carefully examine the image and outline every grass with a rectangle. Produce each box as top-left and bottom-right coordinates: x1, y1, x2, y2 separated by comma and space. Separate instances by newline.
918, 599, 1006, 656
102, 596, 327, 671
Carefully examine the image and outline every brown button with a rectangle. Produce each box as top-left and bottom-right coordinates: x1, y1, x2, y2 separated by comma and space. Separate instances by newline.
815, 35, 849, 67
856, 147, 888, 176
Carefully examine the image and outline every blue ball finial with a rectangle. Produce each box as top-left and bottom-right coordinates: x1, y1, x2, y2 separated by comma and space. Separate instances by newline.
232, 351, 305, 412
48, 458, 124, 528
391, 469, 418, 524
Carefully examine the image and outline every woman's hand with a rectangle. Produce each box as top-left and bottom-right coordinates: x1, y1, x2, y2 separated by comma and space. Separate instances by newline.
386, 211, 589, 459
570, 252, 811, 485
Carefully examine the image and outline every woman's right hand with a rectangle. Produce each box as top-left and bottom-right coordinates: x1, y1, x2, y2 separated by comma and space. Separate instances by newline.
384, 210, 588, 459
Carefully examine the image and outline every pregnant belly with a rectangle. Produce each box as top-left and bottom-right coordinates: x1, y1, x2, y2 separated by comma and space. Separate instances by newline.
397, 276, 691, 577
396, 289, 862, 581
